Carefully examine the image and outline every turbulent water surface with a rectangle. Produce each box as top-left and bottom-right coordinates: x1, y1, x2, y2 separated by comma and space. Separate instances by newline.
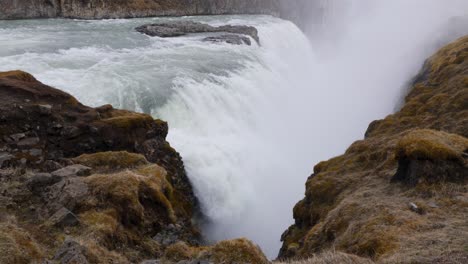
1, 4, 467, 257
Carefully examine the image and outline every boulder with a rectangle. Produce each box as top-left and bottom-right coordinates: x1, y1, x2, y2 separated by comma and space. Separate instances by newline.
26, 172, 61, 194
48, 207, 79, 227
136, 21, 259, 45
51, 164, 92, 178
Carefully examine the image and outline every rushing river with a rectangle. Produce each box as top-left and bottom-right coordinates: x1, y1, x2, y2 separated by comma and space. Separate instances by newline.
0, 5, 466, 256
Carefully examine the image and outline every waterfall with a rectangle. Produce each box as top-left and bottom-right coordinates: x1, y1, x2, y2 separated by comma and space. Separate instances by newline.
0, 1, 467, 257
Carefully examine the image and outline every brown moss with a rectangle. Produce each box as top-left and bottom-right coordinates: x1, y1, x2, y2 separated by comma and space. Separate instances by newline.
84, 164, 176, 225
0, 70, 37, 82
163, 241, 199, 262
73, 151, 149, 170
101, 111, 154, 129
395, 129, 468, 161
0, 221, 43, 264
209, 238, 269, 264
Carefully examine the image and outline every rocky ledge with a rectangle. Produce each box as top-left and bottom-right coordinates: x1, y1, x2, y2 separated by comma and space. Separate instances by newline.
136, 21, 259, 46
278, 36, 468, 263
0, 71, 267, 264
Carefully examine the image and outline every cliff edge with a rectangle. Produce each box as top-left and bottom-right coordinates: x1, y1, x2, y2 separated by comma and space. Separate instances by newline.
0, 0, 278, 19
279, 36, 468, 263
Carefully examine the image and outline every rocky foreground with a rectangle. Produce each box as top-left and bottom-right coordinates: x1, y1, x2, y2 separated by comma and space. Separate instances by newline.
279, 36, 468, 263
0, 71, 268, 263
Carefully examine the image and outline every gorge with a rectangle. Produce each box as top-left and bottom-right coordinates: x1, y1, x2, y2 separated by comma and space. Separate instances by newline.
0, 1, 467, 263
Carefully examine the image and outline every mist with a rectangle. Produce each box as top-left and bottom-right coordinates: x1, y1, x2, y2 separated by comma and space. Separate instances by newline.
201, 0, 468, 258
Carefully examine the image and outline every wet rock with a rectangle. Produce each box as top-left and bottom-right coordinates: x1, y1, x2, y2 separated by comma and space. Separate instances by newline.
54, 237, 89, 264
203, 34, 252, 45
48, 207, 79, 227
26, 173, 61, 194
51, 164, 92, 178
136, 21, 259, 44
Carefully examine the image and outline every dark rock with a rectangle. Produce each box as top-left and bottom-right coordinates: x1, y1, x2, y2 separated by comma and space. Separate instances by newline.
17, 137, 40, 148
29, 148, 43, 157
48, 207, 79, 227
203, 34, 252, 45
42, 160, 63, 172
38, 104, 52, 115
0, 152, 14, 168
51, 164, 92, 178
136, 21, 259, 45
392, 158, 467, 186
53, 237, 89, 264
26, 173, 61, 194
10, 133, 26, 142
140, 260, 161, 264
47, 178, 88, 212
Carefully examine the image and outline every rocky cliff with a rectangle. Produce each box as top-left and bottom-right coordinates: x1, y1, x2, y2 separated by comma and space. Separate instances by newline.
0, 71, 267, 264
278, 36, 468, 263
0, 0, 278, 19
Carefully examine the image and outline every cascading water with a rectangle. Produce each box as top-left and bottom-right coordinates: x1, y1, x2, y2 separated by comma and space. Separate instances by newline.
0, 0, 467, 258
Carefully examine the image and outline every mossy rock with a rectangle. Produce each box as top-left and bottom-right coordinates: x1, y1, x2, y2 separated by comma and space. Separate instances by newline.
73, 151, 149, 170
396, 129, 468, 162
0, 70, 37, 82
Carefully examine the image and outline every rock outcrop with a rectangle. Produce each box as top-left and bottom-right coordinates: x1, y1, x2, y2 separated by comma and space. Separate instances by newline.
0, 0, 278, 19
278, 36, 468, 262
0, 70, 266, 264
136, 21, 259, 45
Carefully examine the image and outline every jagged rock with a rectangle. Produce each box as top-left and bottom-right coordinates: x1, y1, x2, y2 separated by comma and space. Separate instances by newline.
26, 172, 61, 193
203, 34, 252, 45
136, 21, 259, 44
48, 207, 79, 227
47, 178, 89, 212
51, 164, 92, 178
54, 237, 89, 264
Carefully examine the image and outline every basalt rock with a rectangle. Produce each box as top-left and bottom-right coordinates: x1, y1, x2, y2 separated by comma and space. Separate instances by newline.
279, 36, 468, 262
0, 0, 279, 20
136, 21, 260, 45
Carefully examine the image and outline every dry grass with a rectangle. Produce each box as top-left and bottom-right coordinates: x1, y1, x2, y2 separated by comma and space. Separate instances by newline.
73, 151, 149, 171
84, 164, 176, 225
0, 218, 43, 264
396, 129, 468, 161
275, 251, 374, 264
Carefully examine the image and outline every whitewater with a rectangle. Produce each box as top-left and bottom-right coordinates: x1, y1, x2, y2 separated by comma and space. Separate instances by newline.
0, 1, 467, 257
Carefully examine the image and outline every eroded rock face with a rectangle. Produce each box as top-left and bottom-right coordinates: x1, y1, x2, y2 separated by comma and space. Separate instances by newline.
135, 21, 259, 45
0, 0, 279, 19
0, 71, 202, 263
279, 36, 468, 262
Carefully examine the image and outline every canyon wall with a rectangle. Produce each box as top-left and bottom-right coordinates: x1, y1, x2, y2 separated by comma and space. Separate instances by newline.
0, 0, 279, 19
